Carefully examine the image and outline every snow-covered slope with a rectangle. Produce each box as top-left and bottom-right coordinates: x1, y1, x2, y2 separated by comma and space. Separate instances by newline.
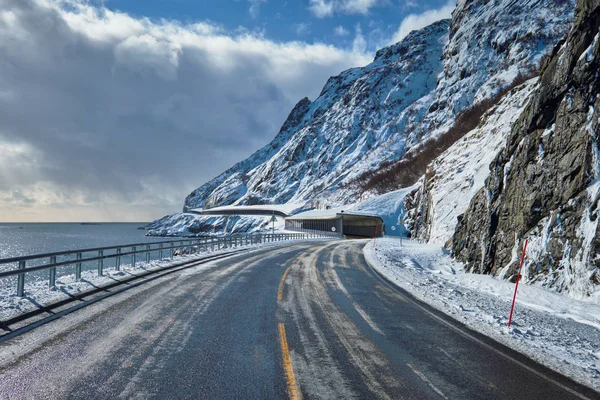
151, 0, 575, 236
184, 20, 450, 211
351, 186, 417, 236
358, 0, 575, 174
146, 213, 274, 237
405, 79, 538, 245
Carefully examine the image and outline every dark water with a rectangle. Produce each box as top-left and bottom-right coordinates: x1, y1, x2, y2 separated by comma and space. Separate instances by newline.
0, 223, 162, 260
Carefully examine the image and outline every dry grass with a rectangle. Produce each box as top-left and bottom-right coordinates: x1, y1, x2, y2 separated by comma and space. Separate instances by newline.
350, 70, 538, 195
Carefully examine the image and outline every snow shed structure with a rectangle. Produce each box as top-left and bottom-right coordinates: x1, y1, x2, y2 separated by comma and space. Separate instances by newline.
285, 210, 384, 238
189, 204, 302, 218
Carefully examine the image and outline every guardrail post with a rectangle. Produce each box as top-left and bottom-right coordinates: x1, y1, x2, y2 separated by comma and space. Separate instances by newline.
17, 260, 25, 297
75, 252, 82, 280
132, 246, 136, 268
159, 243, 163, 260
49, 256, 56, 289
98, 250, 103, 276
116, 248, 121, 271
146, 245, 150, 264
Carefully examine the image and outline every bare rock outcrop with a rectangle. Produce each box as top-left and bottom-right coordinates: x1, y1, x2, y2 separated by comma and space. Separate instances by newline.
453, 0, 600, 295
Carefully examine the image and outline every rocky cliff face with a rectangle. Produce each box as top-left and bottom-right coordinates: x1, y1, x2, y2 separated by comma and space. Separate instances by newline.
452, 0, 600, 297
404, 78, 538, 245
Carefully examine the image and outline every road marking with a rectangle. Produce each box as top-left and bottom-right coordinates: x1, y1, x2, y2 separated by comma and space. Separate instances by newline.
279, 323, 301, 400
327, 267, 384, 335
278, 267, 291, 302
365, 258, 595, 400
407, 363, 448, 399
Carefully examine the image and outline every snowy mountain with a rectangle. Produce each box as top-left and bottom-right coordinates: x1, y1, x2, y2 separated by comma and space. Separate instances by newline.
184, 0, 573, 211
150, 0, 575, 237
184, 20, 450, 211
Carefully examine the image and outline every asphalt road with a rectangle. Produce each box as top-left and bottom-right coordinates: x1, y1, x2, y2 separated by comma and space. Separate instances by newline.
0, 240, 597, 399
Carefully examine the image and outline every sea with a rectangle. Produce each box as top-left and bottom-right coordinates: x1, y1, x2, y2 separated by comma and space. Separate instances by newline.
0, 223, 163, 260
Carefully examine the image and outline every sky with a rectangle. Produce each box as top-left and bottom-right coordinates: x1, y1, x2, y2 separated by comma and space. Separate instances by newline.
0, 0, 455, 222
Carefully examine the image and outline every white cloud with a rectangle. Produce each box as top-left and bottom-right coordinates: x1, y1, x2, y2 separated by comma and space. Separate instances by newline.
248, 0, 266, 18
0, 0, 371, 222
294, 22, 311, 36
391, 1, 455, 43
344, 0, 379, 15
352, 24, 367, 54
309, 0, 381, 18
334, 25, 349, 36
309, 0, 335, 18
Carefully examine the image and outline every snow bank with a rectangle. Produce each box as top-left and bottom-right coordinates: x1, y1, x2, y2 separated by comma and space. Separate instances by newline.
364, 238, 600, 391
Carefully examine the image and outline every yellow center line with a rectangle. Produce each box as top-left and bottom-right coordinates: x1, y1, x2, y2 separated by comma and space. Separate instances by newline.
277, 267, 291, 302
279, 323, 301, 400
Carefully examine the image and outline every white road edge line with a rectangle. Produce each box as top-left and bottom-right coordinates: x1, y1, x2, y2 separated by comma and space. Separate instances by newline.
328, 265, 385, 336
406, 363, 448, 399
364, 253, 595, 400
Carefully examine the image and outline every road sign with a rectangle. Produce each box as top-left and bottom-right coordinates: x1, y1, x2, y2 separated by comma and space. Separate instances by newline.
391, 226, 396, 231
271, 215, 277, 222
331, 227, 336, 232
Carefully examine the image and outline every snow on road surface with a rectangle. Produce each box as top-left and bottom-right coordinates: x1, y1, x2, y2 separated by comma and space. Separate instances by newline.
364, 238, 600, 392
0, 238, 310, 322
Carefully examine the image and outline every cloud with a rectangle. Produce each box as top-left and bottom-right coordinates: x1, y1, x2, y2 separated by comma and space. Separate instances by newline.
352, 24, 367, 54
294, 22, 311, 36
334, 25, 349, 36
391, 1, 455, 43
0, 0, 371, 222
10, 190, 36, 205
308, 0, 381, 18
248, 0, 266, 18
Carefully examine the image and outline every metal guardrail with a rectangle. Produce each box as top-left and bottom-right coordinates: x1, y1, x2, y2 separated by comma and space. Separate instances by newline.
0, 232, 323, 297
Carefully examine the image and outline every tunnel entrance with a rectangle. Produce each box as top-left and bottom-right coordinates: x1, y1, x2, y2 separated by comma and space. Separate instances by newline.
285, 211, 384, 238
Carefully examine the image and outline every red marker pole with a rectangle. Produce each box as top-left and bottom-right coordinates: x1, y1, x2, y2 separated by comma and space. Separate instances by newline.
508, 239, 528, 329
